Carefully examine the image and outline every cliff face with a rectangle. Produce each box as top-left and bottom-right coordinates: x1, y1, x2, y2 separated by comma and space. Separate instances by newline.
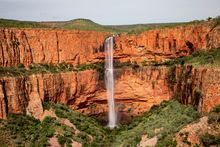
114, 24, 220, 63
170, 65, 220, 113
1, 23, 220, 68
0, 22, 220, 120
1, 66, 220, 119
0, 29, 109, 67
0, 70, 101, 119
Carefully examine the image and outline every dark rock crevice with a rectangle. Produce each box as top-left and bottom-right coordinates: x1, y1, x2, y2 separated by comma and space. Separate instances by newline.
1, 81, 8, 116
55, 32, 60, 63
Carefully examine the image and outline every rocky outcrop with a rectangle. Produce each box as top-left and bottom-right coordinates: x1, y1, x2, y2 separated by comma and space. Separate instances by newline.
175, 116, 220, 147
0, 66, 220, 119
1, 23, 219, 68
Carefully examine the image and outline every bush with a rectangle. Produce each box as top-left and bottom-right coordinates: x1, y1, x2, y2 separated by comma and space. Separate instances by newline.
201, 133, 220, 146
17, 63, 25, 68
58, 135, 67, 146
213, 105, 220, 113
208, 113, 220, 124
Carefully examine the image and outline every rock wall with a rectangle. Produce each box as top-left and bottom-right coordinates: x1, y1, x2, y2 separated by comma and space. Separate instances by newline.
0, 29, 110, 67
1, 23, 219, 67
114, 23, 220, 63
1, 66, 220, 119
172, 65, 220, 113
0, 70, 101, 119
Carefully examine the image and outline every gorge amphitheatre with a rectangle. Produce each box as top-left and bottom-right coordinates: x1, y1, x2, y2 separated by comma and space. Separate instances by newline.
0, 18, 220, 146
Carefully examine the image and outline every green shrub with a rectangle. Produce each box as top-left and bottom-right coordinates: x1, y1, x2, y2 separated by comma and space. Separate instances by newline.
17, 63, 25, 68
58, 135, 67, 146
208, 113, 220, 124
213, 105, 220, 113
201, 133, 220, 146
42, 102, 51, 110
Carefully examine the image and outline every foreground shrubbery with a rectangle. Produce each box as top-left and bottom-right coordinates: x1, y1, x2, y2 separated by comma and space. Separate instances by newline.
43, 102, 109, 146
0, 114, 55, 146
111, 100, 199, 147
0, 101, 200, 146
0, 100, 200, 147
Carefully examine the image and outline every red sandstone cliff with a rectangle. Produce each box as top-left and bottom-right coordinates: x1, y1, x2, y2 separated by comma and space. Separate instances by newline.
0, 23, 219, 68
0, 29, 110, 67
0, 66, 219, 119
114, 23, 220, 63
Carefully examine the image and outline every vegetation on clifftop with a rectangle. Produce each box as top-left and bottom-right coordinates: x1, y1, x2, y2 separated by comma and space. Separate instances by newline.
150, 48, 220, 67
0, 19, 49, 28
1, 16, 219, 34
0, 62, 105, 77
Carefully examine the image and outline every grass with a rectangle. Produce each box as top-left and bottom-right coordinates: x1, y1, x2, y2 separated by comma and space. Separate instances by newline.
150, 48, 220, 67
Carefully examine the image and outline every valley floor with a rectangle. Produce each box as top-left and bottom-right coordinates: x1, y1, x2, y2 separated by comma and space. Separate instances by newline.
0, 100, 219, 147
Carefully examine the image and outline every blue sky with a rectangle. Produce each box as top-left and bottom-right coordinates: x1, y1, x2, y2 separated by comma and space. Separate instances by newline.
0, 0, 219, 25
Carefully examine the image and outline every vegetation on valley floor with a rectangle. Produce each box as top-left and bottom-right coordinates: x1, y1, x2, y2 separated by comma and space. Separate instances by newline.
110, 100, 199, 147
200, 104, 220, 146
0, 100, 200, 146
0, 16, 219, 34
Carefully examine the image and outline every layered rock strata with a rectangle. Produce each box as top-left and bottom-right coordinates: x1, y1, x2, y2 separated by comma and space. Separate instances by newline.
0, 66, 220, 119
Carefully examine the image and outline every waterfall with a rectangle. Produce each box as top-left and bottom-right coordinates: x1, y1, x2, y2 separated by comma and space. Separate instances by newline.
105, 37, 116, 128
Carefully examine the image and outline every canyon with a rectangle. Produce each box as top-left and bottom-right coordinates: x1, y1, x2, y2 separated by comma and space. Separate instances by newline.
0, 21, 220, 121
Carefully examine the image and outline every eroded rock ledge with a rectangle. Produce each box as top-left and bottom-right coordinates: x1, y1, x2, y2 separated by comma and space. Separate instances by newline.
0, 66, 220, 119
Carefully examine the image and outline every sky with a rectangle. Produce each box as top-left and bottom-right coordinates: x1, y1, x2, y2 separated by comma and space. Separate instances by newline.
0, 0, 219, 25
